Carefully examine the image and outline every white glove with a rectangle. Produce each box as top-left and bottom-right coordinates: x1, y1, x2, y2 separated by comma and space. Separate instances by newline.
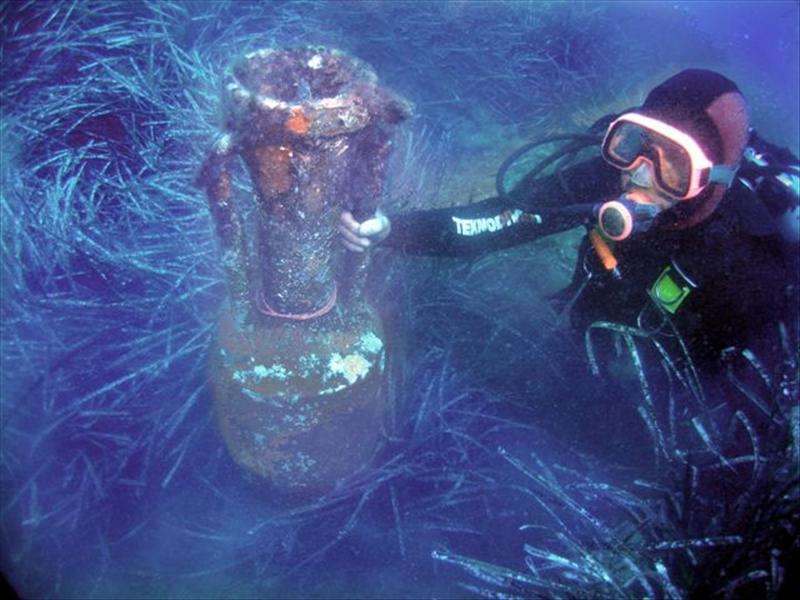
339, 210, 391, 253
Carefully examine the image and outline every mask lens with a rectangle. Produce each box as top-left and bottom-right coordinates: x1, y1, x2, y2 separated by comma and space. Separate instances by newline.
604, 121, 646, 167
647, 129, 693, 197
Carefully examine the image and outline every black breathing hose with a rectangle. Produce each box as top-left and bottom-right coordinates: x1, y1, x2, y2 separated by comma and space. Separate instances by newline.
494, 112, 624, 198
495, 134, 602, 197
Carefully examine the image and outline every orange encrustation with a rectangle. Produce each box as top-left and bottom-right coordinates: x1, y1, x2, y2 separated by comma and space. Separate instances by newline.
285, 107, 311, 135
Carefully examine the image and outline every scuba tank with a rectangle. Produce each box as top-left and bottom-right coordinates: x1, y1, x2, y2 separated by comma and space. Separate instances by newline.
737, 132, 800, 247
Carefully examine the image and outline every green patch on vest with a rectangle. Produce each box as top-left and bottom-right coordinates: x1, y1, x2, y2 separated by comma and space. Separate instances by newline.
649, 265, 692, 314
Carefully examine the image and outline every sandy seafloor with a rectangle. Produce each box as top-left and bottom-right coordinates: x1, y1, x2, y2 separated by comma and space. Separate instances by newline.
1, 1, 798, 598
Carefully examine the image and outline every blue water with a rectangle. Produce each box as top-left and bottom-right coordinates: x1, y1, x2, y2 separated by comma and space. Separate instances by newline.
1, 1, 797, 598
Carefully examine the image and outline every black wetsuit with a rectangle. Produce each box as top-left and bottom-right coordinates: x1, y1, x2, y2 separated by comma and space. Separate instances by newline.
384, 155, 797, 375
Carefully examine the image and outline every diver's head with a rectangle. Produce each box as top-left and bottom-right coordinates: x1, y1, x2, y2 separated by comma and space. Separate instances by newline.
602, 69, 751, 227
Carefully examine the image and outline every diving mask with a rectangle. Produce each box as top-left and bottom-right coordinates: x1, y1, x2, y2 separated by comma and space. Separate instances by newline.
602, 112, 738, 200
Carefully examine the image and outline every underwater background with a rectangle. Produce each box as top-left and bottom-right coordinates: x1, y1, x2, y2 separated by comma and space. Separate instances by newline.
1, 1, 798, 598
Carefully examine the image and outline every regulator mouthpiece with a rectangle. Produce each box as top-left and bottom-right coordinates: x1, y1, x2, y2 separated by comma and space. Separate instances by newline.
596, 195, 661, 241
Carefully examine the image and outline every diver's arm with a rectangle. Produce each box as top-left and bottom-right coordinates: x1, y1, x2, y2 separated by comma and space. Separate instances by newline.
382, 158, 620, 256
383, 199, 594, 256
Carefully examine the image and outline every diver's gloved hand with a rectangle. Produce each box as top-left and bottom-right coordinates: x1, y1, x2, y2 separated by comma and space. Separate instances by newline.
338, 210, 391, 253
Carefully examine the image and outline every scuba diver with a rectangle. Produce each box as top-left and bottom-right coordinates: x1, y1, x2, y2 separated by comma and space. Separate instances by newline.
340, 69, 799, 395
339, 70, 799, 589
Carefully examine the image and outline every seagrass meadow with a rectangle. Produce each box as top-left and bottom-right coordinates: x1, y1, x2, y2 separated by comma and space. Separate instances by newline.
1, 1, 798, 598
